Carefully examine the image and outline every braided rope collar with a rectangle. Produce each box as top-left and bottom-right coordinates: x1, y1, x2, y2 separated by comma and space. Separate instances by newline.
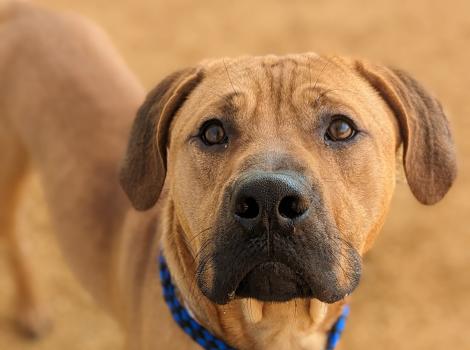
159, 254, 349, 350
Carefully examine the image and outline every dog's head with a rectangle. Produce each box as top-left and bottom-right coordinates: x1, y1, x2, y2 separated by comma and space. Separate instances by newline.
120, 54, 456, 305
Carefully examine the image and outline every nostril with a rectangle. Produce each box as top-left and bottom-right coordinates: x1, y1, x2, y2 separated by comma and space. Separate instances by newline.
278, 195, 309, 219
235, 197, 259, 219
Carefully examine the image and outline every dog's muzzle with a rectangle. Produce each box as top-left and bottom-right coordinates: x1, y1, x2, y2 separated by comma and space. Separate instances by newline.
231, 172, 313, 300
197, 170, 361, 305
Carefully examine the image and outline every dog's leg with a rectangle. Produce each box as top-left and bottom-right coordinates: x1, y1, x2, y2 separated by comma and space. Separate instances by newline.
0, 132, 51, 338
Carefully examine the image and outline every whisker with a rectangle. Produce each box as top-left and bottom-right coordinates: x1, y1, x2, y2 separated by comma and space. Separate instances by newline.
223, 58, 238, 96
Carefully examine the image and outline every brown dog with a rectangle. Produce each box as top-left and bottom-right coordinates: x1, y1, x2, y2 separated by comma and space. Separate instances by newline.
0, 1, 457, 349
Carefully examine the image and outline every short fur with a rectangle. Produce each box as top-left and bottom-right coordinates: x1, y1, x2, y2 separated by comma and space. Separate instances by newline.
0, 2, 456, 350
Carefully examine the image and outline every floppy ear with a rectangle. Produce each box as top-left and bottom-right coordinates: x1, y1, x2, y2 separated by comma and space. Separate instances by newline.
120, 68, 203, 211
355, 61, 457, 205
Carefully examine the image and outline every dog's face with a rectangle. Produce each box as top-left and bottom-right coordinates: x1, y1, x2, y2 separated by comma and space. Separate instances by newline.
120, 54, 456, 305
167, 55, 397, 304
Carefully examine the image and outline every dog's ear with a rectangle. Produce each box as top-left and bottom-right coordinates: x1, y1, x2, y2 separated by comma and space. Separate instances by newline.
120, 68, 203, 211
355, 60, 457, 205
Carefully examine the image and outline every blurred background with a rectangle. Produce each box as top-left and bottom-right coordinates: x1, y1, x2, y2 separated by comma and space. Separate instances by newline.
0, 0, 469, 349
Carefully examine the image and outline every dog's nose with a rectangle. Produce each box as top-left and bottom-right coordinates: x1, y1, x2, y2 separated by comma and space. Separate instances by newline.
232, 172, 310, 231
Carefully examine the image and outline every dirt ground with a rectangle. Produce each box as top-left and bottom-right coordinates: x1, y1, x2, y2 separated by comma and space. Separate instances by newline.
0, 0, 469, 349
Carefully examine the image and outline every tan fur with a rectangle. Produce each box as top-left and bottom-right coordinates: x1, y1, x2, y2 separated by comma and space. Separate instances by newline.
0, 2, 456, 350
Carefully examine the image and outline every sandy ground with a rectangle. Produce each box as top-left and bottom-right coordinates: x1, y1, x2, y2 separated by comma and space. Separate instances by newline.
0, 0, 469, 349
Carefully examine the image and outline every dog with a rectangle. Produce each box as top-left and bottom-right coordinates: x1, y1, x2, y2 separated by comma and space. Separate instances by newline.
0, 1, 457, 349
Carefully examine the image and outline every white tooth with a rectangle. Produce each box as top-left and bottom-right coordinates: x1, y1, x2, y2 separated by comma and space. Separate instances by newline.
241, 298, 263, 324
309, 299, 327, 327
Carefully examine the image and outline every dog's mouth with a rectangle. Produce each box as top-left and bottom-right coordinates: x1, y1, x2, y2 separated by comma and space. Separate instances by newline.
234, 262, 312, 302
198, 218, 363, 305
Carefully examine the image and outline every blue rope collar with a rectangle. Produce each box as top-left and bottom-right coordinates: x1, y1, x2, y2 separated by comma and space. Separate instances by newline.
159, 254, 349, 350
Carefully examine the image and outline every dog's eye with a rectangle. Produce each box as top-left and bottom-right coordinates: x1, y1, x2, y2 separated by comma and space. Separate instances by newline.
325, 116, 356, 141
200, 120, 227, 146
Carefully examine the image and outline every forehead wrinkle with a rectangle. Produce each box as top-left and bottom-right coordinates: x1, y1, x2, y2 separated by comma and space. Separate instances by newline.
284, 59, 301, 125
238, 61, 302, 133
201, 56, 363, 134
205, 60, 257, 91
196, 69, 267, 133
251, 62, 273, 120
249, 61, 300, 128
294, 80, 364, 118
214, 91, 241, 117
263, 61, 282, 117
246, 61, 291, 128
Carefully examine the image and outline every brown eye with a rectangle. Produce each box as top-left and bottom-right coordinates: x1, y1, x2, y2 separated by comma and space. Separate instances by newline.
325, 117, 356, 141
201, 120, 227, 145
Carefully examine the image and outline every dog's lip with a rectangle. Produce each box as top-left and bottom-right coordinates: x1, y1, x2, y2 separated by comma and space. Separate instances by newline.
243, 261, 294, 274
198, 253, 359, 304
233, 261, 311, 299
236, 261, 295, 283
